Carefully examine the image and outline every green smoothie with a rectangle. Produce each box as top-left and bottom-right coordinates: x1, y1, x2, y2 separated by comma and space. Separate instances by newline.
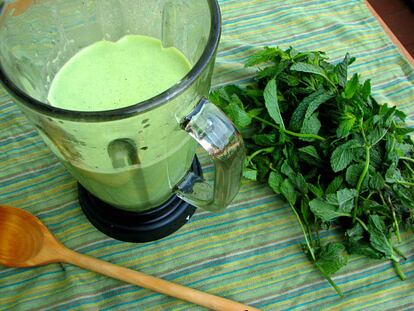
48, 35, 191, 110
47, 35, 196, 211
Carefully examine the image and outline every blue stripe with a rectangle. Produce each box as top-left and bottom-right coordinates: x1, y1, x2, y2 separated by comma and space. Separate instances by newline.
219, 20, 379, 58
0, 162, 61, 188
286, 268, 414, 310
222, 1, 351, 27
261, 267, 414, 308
0, 141, 46, 158
0, 130, 38, 147
0, 172, 69, 197
0, 101, 19, 109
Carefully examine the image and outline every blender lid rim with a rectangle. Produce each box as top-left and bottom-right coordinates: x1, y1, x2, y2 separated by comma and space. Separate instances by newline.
0, 0, 222, 122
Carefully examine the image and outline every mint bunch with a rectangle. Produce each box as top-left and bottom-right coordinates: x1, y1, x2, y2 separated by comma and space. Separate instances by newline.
210, 47, 414, 296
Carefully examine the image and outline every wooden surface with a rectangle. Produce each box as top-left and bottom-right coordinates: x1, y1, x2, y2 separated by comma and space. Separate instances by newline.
366, 0, 414, 61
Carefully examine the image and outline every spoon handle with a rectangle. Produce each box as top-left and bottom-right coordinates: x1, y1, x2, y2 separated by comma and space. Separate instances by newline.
61, 247, 260, 311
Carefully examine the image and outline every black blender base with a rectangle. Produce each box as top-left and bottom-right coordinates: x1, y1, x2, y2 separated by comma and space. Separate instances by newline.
78, 157, 201, 243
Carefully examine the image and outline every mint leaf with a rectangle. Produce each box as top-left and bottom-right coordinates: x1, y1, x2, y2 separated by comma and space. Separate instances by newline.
367, 127, 388, 146
245, 47, 277, 67
330, 139, 360, 172
253, 134, 276, 146
268, 171, 284, 193
394, 127, 414, 136
300, 198, 311, 225
280, 179, 297, 205
248, 108, 264, 118
368, 215, 394, 259
369, 171, 385, 190
326, 176, 344, 194
336, 188, 356, 213
345, 223, 364, 242
291, 62, 329, 81
298, 145, 321, 161
258, 61, 290, 79
316, 242, 349, 275
290, 173, 308, 195
385, 163, 402, 183
264, 79, 285, 129
223, 100, 252, 129
361, 80, 371, 101
308, 183, 324, 198
309, 198, 349, 222
304, 91, 334, 120
301, 112, 321, 137
325, 193, 339, 206
336, 113, 356, 138
335, 53, 354, 87
209, 89, 228, 109
279, 72, 300, 86
289, 88, 331, 131
281, 160, 295, 176
243, 169, 258, 181
344, 74, 359, 99
346, 163, 365, 187
380, 104, 399, 126
347, 239, 384, 259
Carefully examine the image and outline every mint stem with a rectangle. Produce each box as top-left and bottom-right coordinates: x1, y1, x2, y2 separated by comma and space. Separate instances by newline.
393, 247, 407, 260
396, 180, 414, 187
289, 203, 343, 295
315, 262, 344, 297
392, 260, 406, 280
353, 145, 370, 220
402, 161, 414, 175
284, 128, 325, 141
355, 217, 369, 232
380, 193, 402, 243
315, 221, 321, 247
289, 203, 316, 261
387, 196, 401, 243
247, 147, 274, 164
252, 116, 326, 141
307, 224, 315, 248
400, 156, 414, 164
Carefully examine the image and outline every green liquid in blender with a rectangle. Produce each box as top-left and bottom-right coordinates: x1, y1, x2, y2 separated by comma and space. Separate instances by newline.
48, 35, 191, 111
47, 35, 196, 211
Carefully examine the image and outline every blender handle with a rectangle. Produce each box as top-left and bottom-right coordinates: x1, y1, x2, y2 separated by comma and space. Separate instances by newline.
176, 98, 245, 212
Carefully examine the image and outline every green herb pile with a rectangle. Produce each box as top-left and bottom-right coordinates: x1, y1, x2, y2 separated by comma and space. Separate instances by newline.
209, 47, 414, 296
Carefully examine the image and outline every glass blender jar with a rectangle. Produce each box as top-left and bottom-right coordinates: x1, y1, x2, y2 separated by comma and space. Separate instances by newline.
0, 0, 244, 242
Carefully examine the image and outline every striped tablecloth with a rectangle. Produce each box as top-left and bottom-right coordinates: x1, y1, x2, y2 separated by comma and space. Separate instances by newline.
1, 0, 413, 310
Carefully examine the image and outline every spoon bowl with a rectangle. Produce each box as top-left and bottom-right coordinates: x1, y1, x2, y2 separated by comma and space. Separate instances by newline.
0, 205, 46, 267
0, 205, 259, 311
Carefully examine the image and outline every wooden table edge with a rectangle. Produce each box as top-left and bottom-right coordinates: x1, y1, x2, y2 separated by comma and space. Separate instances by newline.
364, 0, 414, 67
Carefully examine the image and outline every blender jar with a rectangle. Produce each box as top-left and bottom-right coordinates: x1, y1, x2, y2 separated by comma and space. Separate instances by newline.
0, 0, 244, 241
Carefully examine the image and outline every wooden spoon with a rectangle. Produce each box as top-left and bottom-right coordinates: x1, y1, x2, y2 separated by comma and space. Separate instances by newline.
0, 205, 259, 311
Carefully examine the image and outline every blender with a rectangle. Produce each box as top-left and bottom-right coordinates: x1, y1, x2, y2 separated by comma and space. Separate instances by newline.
0, 0, 244, 242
